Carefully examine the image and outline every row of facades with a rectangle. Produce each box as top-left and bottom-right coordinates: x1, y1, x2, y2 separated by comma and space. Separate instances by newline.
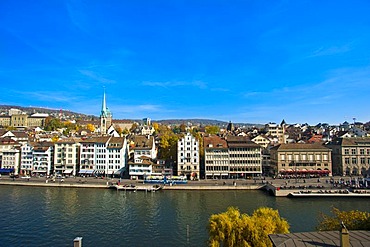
1, 129, 370, 179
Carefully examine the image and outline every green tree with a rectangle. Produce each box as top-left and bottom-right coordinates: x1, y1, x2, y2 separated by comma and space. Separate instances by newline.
205, 125, 220, 135
158, 132, 179, 160
44, 117, 63, 131
317, 207, 370, 231
208, 207, 289, 247
179, 123, 187, 133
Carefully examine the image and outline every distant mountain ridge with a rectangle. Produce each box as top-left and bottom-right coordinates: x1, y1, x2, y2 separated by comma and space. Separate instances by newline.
0, 105, 261, 127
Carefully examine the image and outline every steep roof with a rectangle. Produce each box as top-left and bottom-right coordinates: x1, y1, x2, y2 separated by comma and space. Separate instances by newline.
204, 135, 227, 149
107, 137, 125, 149
129, 135, 154, 149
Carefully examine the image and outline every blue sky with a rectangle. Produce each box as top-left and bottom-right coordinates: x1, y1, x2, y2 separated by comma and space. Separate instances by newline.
1, 0, 370, 125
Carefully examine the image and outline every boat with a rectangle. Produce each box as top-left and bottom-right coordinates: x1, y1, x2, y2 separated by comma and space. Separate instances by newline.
144, 175, 188, 185
288, 189, 370, 197
114, 184, 163, 192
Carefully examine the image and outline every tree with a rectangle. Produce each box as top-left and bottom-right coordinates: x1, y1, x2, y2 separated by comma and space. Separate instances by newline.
205, 125, 220, 135
208, 207, 289, 247
317, 207, 370, 231
86, 123, 95, 132
158, 132, 179, 161
44, 117, 63, 131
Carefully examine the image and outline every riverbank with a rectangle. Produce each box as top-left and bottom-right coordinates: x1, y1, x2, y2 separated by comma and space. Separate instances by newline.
0, 177, 264, 190
1, 176, 368, 197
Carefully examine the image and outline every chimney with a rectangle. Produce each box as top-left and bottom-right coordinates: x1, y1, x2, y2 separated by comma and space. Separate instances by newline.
340, 222, 349, 247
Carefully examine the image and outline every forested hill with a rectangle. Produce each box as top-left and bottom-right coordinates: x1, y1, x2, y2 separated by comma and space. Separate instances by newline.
0, 105, 260, 127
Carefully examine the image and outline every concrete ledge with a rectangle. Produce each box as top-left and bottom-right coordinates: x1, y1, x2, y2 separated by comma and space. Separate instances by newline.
163, 185, 263, 190
0, 181, 107, 189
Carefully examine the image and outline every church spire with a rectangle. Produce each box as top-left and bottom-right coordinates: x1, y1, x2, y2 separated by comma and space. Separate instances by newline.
101, 87, 107, 117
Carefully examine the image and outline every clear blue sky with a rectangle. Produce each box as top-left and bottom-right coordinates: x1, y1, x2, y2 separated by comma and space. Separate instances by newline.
1, 0, 370, 125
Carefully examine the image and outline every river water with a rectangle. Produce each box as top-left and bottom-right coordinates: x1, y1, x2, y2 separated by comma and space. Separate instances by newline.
0, 185, 369, 247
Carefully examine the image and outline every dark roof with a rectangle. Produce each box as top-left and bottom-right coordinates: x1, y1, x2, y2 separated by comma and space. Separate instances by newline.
272, 143, 330, 151
204, 135, 227, 149
269, 230, 370, 247
226, 136, 260, 148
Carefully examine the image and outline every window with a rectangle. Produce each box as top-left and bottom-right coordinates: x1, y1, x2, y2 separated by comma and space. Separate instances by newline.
351, 149, 356, 155
361, 157, 366, 164
345, 158, 350, 164
360, 149, 365, 155
351, 157, 357, 164
344, 149, 349, 155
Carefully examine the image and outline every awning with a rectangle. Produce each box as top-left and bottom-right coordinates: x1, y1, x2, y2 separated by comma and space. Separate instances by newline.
63, 169, 73, 174
78, 169, 94, 174
0, 168, 15, 173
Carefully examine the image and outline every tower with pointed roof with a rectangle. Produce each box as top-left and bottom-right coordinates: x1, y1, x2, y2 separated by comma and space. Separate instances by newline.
100, 89, 112, 135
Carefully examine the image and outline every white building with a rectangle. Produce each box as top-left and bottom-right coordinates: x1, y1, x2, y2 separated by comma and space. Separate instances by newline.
127, 135, 157, 179
204, 135, 229, 179
54, 137, 81, 176
20, 143, 33, 175
79, 136, 127, 177
2, 148, 21, 175
177, 133, 200, 179
32, 142, 54, 176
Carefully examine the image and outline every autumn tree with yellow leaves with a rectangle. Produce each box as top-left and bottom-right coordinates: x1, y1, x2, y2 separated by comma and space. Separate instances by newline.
208, 207, 290, 247
317, 207, 370, 231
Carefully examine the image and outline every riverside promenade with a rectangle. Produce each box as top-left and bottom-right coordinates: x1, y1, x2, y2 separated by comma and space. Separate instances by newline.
1, 176, 368, 197
0, 176, 265, 190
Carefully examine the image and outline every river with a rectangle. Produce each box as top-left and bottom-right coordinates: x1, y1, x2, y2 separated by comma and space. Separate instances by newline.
0, 185, 369, 247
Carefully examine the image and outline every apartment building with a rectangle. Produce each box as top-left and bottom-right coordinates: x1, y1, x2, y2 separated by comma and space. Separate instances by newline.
79, 136, 127, 177
270, 143, 332, 177
227, 136, 262, 179
177, 133, 200, 179
32, 142, 54, 176
20, 143, 33, 175
54, 137, 81, 176
128, 135, 157, 179
204, 135, 229, 179
327, 137, 370, 176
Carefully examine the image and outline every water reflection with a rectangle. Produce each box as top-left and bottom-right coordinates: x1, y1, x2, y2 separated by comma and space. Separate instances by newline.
0, 186, 369, 247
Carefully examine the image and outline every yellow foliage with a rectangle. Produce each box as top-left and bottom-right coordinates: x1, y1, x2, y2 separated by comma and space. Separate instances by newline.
208, 207, 289, 247
317, 207, 370, 231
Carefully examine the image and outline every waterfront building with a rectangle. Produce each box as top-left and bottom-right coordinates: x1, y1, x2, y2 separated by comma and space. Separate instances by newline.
129, 135, 157, 160
100, 90, 112, 135
106, 137, 128, 177
0, 137, 21, 174
54, 137, 81, 176
127, 135, 157, 179
20, 143, 33, 175
177, 132, 200, 179
2, 148, 20, 175
79, 136, 128, 177
270, 143, 332, 177
128, 156, 156, 179
326, 137, 370, 176
204, 135, 229, 179
32, 142, 54, 176
227, 136, 262, 179
204, 135, 263, 179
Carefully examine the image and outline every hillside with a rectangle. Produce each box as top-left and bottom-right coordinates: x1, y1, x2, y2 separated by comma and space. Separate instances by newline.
0, 105, 261, 127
